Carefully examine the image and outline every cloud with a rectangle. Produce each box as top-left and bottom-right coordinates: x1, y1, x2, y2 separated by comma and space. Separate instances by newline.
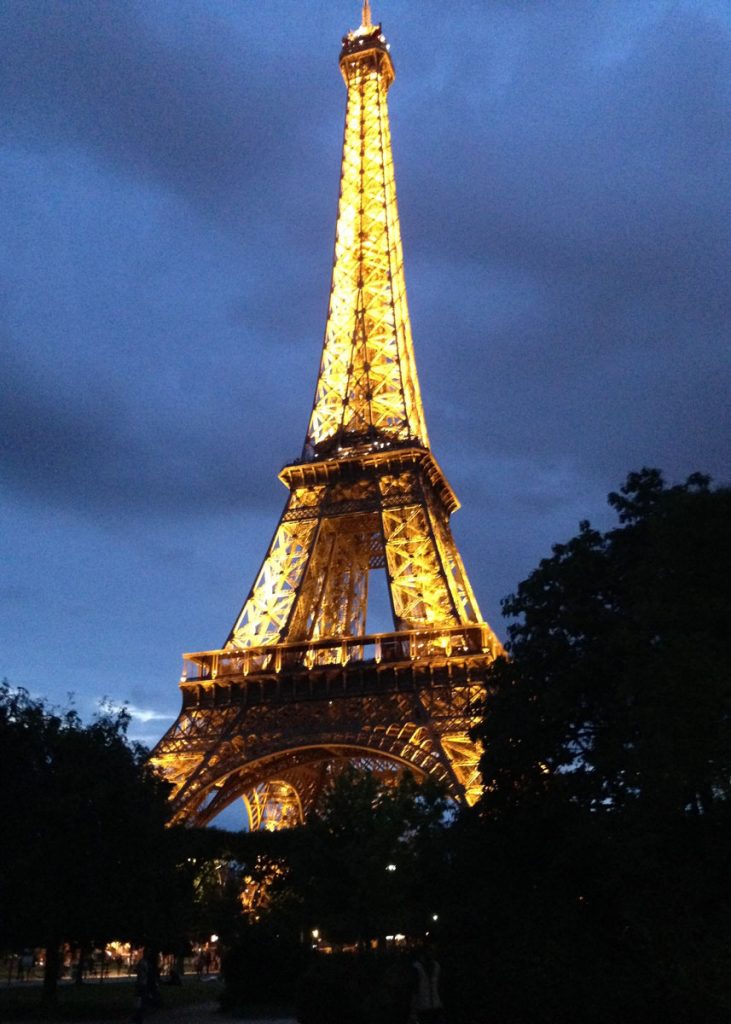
122, 703, 173, 724
393, 3, 731, 485
0, 337, 298, 517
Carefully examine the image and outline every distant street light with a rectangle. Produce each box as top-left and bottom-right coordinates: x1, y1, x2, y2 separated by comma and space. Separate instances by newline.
386, 863, 397, 871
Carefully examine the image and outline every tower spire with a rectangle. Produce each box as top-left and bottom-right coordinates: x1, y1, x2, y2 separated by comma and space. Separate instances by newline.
305, 10, 428, 460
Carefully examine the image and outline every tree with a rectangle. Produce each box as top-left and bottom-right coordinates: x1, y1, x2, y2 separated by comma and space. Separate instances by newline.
477, 469, 731, 819
0, 684, 183, 1003
283, 768, 450, 949
445, 470, 731, 1023
219, 769, 451, 1021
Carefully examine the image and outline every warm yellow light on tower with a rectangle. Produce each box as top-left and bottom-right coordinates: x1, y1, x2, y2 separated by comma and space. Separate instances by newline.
149, 6, 504, 831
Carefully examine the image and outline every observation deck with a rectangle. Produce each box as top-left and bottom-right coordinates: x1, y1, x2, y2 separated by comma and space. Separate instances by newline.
179, 624, 500, 710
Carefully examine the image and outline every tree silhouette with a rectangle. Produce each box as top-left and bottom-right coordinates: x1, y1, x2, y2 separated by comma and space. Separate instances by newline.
0, 685, 180, 1004
280, 768, 450, 949
478, 469, 731, 820
444, 470, 731, 1023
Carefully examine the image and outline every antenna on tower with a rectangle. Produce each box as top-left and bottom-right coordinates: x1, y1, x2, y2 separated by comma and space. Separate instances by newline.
362, 0, 373, 29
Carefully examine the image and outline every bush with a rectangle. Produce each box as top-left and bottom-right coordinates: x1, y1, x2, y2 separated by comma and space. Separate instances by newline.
295, 952, 414, 1024
220, 928, 308, 1011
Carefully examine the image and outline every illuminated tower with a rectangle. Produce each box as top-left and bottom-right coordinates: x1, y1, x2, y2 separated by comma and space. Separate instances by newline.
151, 5, 503, 829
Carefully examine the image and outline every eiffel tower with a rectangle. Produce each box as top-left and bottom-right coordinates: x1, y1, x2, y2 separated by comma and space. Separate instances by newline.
151, 3, 503, 830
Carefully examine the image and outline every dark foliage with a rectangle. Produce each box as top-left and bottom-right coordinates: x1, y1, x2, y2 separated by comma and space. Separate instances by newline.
0, 686, 184, 1002
442, 470, 731, 1023
220, 927, 308, 1010
218, 769, 450, 1019
280, 767, 450, 948
478, 468, 731, 818
295, 952, 415, 1024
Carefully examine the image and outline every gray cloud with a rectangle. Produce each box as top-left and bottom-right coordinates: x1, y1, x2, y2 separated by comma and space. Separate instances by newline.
0, 2, 337, 218
392, 4, 731, 487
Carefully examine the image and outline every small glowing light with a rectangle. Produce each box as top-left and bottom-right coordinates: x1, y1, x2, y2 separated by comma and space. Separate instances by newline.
311, 928, 319, 939
432, 914, 439, 921
210, 934, 219, 943
386, 863, 397, 872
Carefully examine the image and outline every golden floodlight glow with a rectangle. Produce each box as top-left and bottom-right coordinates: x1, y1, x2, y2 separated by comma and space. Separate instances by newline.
150, 7, 504, 829
304, 14, 427, 458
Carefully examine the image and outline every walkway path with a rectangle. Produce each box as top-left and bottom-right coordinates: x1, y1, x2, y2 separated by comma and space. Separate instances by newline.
18, 1001, 297, 1024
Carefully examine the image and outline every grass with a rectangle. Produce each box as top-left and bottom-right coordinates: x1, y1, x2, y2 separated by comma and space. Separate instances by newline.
0, 976, 223, 1021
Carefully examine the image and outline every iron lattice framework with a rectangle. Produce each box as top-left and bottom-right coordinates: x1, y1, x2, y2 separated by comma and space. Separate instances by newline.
151, 4, 503, 829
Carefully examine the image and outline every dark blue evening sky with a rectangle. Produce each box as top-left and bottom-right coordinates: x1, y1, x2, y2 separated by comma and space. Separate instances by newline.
2, 1, 729, 750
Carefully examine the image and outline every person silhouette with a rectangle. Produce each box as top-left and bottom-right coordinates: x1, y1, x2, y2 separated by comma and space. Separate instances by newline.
409, 944, 445, 1024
